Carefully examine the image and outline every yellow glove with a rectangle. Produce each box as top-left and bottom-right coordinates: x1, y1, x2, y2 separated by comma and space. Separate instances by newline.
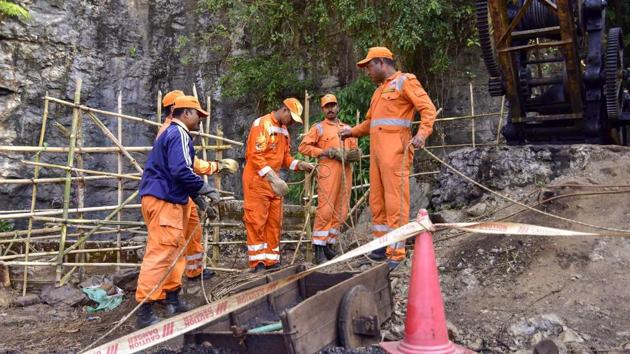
265, 170, 289, 197
218, 159, 238, 174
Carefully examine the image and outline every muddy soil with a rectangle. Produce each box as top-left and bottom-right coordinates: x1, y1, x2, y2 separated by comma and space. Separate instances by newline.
2, 147, 630, 353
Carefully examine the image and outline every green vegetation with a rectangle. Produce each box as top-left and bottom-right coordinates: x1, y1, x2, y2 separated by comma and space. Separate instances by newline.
0, 0, 29, 21
197, 0, 476, 111
0, 220, 13, 233
195, 1, 476, 205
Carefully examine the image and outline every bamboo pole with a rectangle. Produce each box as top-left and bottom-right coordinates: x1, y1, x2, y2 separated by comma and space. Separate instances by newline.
212, 128, 223, 266
22, 93, 50, 295
75, 100, 87, 282
0, 145, 231, 153
470, 81, 476, 148
496, 96, 506, 144
0, 227, 61, 238
157, 90, 163, 125
86, 112, 143, 173
56, 79, 82, 285
5, 261, 141, 268
44, 96, 244, 146
0, 204, 141, 220
302, 90, 313, 263
0, 174, 140, 185
33, 216, 145, 227
21, 160, 141, 180
116, 91, 123, 272
0, 228, 143, 244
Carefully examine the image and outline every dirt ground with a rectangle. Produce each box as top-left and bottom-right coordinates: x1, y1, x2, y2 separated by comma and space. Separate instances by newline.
3, 148, 630, 353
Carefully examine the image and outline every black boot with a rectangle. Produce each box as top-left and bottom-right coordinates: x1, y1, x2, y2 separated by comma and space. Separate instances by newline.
136, 302, 161, 329
314, 245, 328, 265
367, 247, 387, 261
164, 288, 193, 315
252, 262, 265, 273
323, 244, 337, 260
360, 247, 387, 265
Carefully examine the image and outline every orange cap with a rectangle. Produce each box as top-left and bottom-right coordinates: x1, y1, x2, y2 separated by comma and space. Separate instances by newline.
320, 94, 337, 108
172, 95, 209, 117
162, 90, 184, 107
356, 47, 394, 68
283, 97, 303, 124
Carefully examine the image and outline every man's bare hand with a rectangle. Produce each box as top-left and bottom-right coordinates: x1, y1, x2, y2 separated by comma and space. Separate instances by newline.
339, 128, 353, 140
410, 134, 425, 149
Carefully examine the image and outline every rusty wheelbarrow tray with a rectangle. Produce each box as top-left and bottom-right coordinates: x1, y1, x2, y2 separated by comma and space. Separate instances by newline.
184, 263, 393, 354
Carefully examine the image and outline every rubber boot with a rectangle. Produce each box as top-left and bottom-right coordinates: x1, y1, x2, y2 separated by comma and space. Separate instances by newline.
367, 247, 387, 261
266, 262, 282, 270
314, 245, 328, 265
252, 262, 265, 273
136, 302, 161, 329
387, 259, 401, 271
164, 288, 193, 315
323, 244, 337, 260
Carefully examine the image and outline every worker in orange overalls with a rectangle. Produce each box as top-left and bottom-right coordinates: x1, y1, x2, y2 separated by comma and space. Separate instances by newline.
299, 94, 361, 264
340, 47, 437, 270
159, 90, 237, 281
136, 95, 220, 328
243, 98, 314, 272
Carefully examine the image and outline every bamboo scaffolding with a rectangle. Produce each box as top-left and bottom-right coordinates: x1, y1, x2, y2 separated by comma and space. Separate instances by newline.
56, 79, 82, 284
22, 92, 49, 295
44, 96, 244, 146
0, 82, 507, 287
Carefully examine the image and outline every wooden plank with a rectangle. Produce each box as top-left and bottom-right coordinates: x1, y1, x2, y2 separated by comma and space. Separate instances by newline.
302, 271, 355, 298
284, 264, 392, 354
267, 267, 301, 313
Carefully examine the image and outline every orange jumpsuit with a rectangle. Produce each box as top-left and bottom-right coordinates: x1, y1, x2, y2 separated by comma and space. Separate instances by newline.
135, 195, 198, 302
243, 112, 299, 268
299, 119, 358, 246
350, 71, 436, 261
157, 117, 219, 279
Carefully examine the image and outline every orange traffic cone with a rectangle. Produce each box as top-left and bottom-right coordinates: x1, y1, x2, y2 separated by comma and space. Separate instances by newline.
380, 209, 474, 354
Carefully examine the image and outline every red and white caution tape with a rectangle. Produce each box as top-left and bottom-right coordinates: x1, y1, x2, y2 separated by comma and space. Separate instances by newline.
83, 212, 600, 354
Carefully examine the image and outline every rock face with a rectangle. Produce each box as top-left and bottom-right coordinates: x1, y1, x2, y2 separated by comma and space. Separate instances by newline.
431, 145, 600, 208
0, 0, 252, 217
0, 1, 500, 230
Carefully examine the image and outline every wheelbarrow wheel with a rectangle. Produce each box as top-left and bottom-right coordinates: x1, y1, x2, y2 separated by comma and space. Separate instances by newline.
337, 285, 380, 348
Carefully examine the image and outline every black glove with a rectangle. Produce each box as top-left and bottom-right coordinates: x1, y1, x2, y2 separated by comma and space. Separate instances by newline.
192, 195, 208, 212
197, 183, 220, 204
